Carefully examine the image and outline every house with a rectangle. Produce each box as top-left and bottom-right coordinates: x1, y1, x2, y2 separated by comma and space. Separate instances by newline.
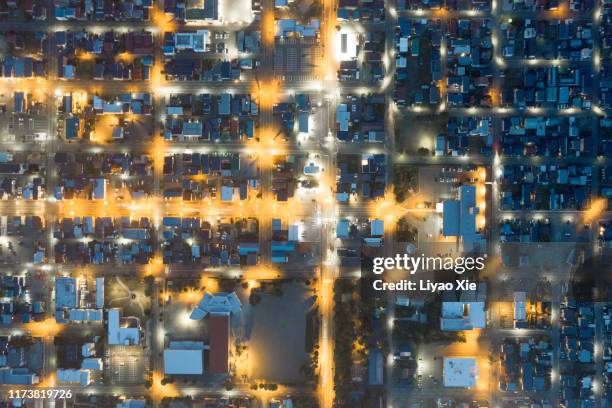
368, 348, 383, 386
0, 367, 39, 385
514, 291, 527, 325
57, 369, 92, 386
174, 30, 210, 52
185, 0, 219, 22
55, 277, 78, 310
298, 111, 309, 133
370, 219, 384, 236
336, 219, 350, 238
64, 116, 80, 141
182, 121, 203, 139
81, 358, 103, 371
92, 178, 106, 200
275, 19, 320, 38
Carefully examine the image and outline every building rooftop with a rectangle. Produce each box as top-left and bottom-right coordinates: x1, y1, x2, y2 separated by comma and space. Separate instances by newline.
55, 276, 78, 309
0, 367, 39, 385
443, 357, 478, 388
57, 368, 91, 386
163, 342, 204, 375
107, 308, 140, 345
514, 291, 527, 321
209, 314, 229, 375
189, 291, 242, 320
441, 302, 486, 331
442, 185, 484, 251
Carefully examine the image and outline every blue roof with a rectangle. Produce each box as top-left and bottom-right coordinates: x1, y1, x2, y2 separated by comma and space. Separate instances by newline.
271, 254, 288, 263
371, 219, 384, 236
219, 93, 231, 115
442, 200, 460, 236
55, 277, 78, 309
163, 348, 203, 375
163, 217, 181, 227
442, 185, 479, 247
271, 241, 295, 252
93, 178, 106, 199
239, 243, 260, 255
368, 349, 383, 385
337, 220, 349, 238
298, 111, 309, 133
13, 92, 24, 113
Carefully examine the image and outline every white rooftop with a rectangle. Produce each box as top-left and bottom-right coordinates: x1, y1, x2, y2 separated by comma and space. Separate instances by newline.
441, 301, 486, 331
514, 291, 527, 321
107, 308, 140, 345
57, 369, 91, 386
81, 358, 103, 371
443, 357, 478, 388
163, 349, 203, 375
189, 292, 242, 320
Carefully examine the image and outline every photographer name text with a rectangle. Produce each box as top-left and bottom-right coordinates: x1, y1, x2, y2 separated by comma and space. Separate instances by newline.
373, 279, 477, 292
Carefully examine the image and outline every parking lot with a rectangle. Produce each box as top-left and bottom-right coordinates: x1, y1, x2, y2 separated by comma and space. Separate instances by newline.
108, 345, 146, 385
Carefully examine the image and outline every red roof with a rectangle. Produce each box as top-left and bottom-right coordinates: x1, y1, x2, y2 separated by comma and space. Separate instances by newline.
126, 32, 154, 55
209, 315, 229, 374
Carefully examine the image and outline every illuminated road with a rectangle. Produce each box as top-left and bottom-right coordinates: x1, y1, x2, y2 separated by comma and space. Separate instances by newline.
315, 0, 340, 406
0, 77, 376, 95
